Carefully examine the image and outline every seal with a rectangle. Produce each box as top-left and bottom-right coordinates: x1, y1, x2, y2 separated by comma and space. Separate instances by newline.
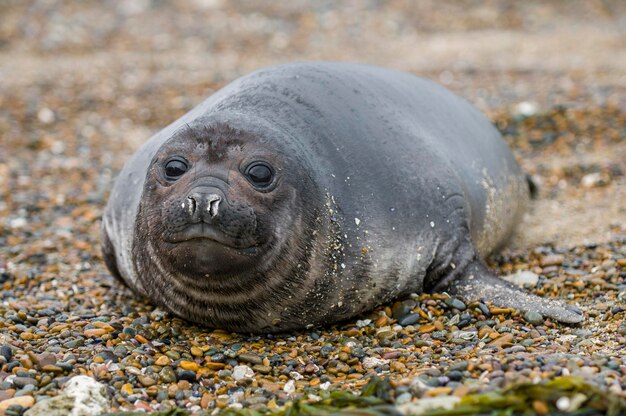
102, 62, 583, 332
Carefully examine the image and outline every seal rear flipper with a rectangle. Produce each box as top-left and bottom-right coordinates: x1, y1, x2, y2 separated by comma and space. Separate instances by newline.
445, 261, 583, 324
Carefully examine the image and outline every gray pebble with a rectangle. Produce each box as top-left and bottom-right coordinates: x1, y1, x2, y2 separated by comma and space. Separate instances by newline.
524, 311, 544, 325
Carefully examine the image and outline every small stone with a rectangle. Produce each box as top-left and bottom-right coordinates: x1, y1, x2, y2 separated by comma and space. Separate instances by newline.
283, 380, 295, 395
477, 303, 491, 317
0, 396, 35, 413
215, 396, 228, 409
218, 370, 232, 380
41, 365, 64, 374
424, 387, 453, 397
514, 101, 538, 117
398, 313, 421, 327
23, 376, 108, 415
238, 353, 263, 365
178, 360, 199, 372
120, 383, 133, 396
177, 370, 197, 382
419, 324, 437, 333
83, 329, 106, 337
446, 370, 463, 381
444, 298, 466, 310
190, 347, 203, 357
252, 365, 272, 374
396, 392, 412, 405
205, 362, 226, 371
392, 301, 414, 320
502, 270, 539, 287
532, 400, 549, 415
56, 362, 74, 372
138, 375, 157, 387
1, 346, 13, 362
390, 361, 406, 372
375, 327, 394, 340
159, 367, 177, 383
540, 254, 564, 267
154, 356, 171, 366
524, 311, 544, 325
16, 384, 36, 395
362, 357, 389, 369
37, 107, 55, 124
232, 365, 254, 381
488, 333, 514, 348
581, 172, 604, 188
200, 393, 211, 409
12, 378, 37, 389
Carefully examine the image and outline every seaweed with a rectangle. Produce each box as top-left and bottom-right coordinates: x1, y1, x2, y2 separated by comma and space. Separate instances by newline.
105, 376, 626, 416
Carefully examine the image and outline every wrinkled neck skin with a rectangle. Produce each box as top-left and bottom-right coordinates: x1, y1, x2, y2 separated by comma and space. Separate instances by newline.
129, 121, 346, 333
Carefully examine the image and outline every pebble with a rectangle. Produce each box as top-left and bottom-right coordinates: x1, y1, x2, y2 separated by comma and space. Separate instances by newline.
0, 396, 35, 413
398, 313, 421, 327
232, 365, 254, 381
502, 270, 539, 287
1, 346, 13, 362
12, 378, 37, 389
362, 357, 389, 370
154, 356, 171, 366
159, 367, 177, 383
524, 311, 544, 325
489, 333, 514, 348
540, 254, 565, 267
178, 361, 199, 372
445, 298, 466, 310
238, 353, 263, 365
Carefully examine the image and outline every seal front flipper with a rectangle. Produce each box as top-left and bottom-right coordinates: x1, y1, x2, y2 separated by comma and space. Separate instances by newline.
445, 261, 583, 324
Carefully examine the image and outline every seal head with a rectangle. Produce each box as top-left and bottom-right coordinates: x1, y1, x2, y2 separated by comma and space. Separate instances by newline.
129, 117, 332, 332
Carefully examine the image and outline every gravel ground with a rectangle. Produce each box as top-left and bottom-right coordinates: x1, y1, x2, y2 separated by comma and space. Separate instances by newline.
0, 1, 625, 415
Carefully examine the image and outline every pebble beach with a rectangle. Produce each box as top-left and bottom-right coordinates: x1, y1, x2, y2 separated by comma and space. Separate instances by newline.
0, 1, 625, 415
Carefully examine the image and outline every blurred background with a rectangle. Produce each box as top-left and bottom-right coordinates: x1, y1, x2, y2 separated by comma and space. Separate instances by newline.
0, 0, 625, 248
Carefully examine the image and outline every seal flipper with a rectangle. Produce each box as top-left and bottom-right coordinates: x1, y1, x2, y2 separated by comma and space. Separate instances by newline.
445, 261, 583, 324
101, 224, 124, 284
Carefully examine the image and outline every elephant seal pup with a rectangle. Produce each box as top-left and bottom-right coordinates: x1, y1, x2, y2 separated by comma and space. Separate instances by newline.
102, 62, 582, 333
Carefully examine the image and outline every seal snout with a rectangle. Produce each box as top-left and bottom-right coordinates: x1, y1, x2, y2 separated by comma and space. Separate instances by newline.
187, 192, 222, 222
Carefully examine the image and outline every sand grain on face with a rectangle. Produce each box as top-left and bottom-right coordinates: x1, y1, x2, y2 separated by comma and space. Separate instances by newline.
0, 1, 624, 414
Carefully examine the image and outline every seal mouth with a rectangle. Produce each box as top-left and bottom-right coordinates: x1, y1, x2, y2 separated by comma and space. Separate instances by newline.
165, 223, 257, 252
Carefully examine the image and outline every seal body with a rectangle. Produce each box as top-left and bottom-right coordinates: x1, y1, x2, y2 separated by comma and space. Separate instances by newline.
102, 62, 581, 332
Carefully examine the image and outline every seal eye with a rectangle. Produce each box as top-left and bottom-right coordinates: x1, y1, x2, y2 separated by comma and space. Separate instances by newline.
245, 162, 274, 188
164, 158, 189, 180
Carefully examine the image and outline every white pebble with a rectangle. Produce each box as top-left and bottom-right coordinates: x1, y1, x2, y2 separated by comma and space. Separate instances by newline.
283, 380, 295, 394
232, 365, 254, 381
362, 357, 389, 369
514, 101, 538, 117
37, 107, 55, 124
501, 270, 539, 287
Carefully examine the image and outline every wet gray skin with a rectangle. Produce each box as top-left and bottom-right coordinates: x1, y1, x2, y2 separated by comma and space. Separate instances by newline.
102, 62, 583, 333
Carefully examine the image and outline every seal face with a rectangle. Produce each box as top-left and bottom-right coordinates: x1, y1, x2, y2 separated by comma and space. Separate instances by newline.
138, 126, 281, 277
102, 62, 582, 332
128, 123, 325, 331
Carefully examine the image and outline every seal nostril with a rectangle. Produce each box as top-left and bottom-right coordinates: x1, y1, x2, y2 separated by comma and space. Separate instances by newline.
208, 194, 221, 218
187, 196, 197, 216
